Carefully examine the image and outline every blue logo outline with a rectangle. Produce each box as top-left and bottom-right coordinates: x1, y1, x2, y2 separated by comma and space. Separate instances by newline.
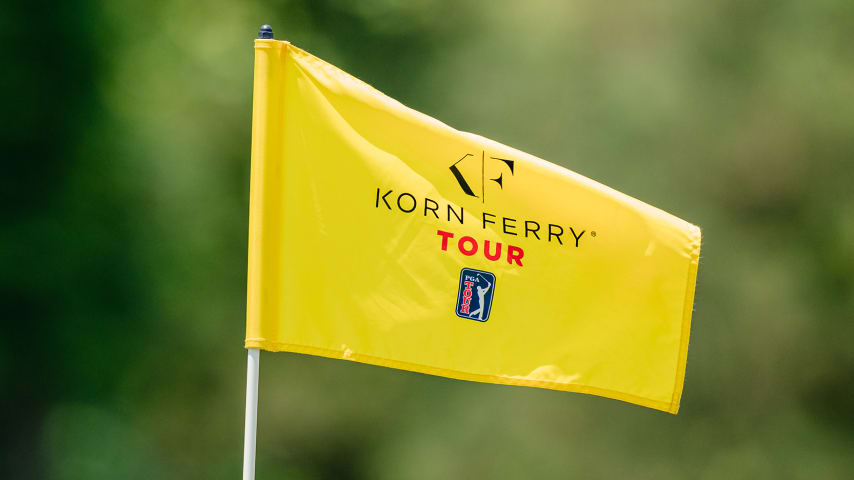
455, 268, 496, 322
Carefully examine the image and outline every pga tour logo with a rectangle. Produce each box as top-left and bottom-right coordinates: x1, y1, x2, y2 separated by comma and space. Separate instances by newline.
455, 268, 496, 322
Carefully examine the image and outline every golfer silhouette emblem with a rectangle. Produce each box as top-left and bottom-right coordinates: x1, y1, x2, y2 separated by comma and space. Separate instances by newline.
455, 268, 496, 322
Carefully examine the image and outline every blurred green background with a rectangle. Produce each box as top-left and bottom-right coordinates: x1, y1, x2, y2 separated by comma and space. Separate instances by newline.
2, 0, 854, 478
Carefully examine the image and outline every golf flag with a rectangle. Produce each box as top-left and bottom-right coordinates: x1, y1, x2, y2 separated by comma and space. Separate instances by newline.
245, 39, 701, 413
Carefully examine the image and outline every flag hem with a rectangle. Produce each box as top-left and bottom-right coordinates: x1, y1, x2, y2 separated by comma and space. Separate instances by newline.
244, 338, 679, 413
667, 224, 702, 414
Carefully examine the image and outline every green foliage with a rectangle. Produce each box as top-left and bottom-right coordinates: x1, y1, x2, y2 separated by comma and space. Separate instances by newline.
2, 0, 853, 478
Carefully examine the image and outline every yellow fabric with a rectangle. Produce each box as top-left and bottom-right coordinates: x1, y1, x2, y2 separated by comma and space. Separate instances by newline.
246, 39, 701, 414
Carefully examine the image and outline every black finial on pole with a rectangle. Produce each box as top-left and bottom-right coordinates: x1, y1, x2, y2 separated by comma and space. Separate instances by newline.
258, 24, 274, 39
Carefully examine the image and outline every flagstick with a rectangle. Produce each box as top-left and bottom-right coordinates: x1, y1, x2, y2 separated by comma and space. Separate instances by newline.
243, 24, 274, 480
242, 348, 260, 480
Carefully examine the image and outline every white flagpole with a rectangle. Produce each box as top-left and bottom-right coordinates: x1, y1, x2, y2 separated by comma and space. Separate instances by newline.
242, 347, 260, 480
243, 24, 274, 480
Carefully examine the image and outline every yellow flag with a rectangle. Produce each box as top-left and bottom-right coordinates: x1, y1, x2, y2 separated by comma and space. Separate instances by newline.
246, 39, 701, 414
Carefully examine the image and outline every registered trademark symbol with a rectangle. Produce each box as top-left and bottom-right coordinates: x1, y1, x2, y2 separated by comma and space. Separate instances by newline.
591, 231, 597, 237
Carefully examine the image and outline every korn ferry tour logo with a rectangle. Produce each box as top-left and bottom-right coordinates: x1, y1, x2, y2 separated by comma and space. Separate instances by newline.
373, 150, 594, 269
455, 268, 496, 322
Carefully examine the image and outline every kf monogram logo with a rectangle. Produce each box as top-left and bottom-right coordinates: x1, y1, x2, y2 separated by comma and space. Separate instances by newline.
449, 151, 515, 203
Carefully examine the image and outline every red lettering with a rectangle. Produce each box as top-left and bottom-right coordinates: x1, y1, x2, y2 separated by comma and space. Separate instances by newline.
436, 231, 524, 267
507, 245, 524, 266
461, 281, 474, 313
484, 240, 502, 261
458, 236, 478, 256
437, 229, 454, 251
